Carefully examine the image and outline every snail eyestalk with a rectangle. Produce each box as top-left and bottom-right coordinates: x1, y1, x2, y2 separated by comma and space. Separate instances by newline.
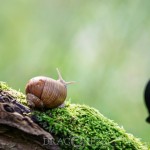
65, 81, 76, 85
56, 68, 76, 85
56, 68, 64, 81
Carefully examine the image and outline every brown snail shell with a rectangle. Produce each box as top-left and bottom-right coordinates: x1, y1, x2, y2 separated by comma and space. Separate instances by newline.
25, 69, 74, 109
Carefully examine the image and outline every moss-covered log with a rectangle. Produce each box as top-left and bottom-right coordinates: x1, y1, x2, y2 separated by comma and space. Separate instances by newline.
0, 82, 60, 150
0, 82, 149, 150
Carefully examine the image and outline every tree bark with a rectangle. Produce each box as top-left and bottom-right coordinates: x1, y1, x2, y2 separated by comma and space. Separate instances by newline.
0, 89, 60, 150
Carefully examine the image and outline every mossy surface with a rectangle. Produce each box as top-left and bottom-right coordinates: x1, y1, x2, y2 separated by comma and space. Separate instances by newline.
0, 82, 148, 150
0, 82, 27, 106
33, 103, 148, 150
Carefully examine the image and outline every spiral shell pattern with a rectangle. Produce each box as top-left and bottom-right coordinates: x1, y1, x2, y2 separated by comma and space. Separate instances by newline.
25, 76, 67, 108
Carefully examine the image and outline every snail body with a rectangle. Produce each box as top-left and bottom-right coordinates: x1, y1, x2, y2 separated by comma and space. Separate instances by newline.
25, 69, 74, 109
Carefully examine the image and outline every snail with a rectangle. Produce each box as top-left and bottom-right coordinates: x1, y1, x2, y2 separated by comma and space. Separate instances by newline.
25, 69, 74, 109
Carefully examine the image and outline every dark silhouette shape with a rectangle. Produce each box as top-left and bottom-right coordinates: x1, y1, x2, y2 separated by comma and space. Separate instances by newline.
144, 80, 150, 123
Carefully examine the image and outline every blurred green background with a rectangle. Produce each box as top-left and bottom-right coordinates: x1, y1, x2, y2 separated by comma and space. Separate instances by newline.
0, 0, 150, 143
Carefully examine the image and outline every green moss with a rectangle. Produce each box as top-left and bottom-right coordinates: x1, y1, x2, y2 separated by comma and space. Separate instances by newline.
0, 82, 27, 106
33, 103, 148, 150
0, 82, 148, 149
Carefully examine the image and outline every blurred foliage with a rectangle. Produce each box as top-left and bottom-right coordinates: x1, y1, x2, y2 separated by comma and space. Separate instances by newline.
0, 0, 150, 143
